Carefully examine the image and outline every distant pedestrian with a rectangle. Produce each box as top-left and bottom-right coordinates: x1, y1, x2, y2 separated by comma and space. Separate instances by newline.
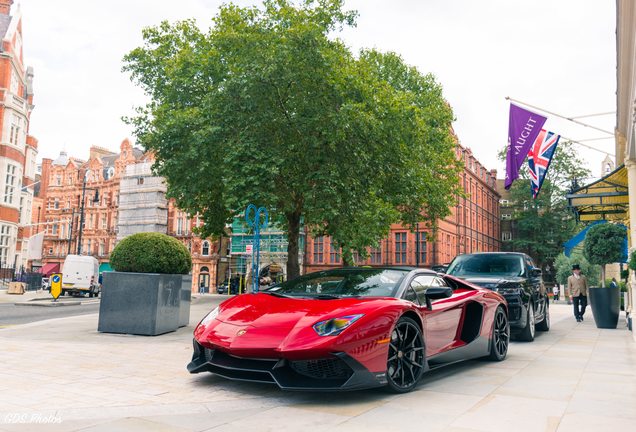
610, 277, 618, 290
567, 264, 588, 322
553, 284, 560, 301
199, 281, 206, 294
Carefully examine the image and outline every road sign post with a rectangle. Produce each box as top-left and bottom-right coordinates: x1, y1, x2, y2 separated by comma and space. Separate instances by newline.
50, 273, 62, 301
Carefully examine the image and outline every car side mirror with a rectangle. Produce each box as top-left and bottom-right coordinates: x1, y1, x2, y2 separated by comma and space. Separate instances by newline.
424, 286, 453, 309
531, 267, 542, 277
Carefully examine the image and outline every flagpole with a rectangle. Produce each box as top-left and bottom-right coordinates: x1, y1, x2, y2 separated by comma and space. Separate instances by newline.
505, 96, 614, 136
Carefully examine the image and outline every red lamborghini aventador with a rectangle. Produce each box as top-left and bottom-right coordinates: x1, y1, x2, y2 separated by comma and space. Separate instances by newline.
188, 267, 509, 393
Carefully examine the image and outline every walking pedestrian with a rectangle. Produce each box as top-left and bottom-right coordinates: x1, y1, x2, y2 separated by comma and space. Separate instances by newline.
553, 284, 560, 301
567, 264, 588, 322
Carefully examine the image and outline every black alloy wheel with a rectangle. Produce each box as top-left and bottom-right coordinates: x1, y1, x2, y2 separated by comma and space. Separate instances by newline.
488, 306, 509, 361
386, 316, 426, 393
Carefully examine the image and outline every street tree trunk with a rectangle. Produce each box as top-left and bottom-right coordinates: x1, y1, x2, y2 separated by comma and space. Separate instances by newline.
286, 210, 301, 280
601, 264, 606, 288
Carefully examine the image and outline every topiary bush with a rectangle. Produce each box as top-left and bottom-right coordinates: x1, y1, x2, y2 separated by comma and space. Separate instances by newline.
110, 232, 192, 274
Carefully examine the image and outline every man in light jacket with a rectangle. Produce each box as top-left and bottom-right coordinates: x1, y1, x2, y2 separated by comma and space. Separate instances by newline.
567, 264, 589, 322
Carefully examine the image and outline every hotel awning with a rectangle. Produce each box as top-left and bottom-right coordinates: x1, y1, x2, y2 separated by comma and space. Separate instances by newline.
39, 263, 60, 277
566, 165, 629, 222
99, 262, 113, 274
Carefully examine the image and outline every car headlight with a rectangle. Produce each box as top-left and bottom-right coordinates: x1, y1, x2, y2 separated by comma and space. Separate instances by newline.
313, 314, 363, 336
200, 307, 219, 326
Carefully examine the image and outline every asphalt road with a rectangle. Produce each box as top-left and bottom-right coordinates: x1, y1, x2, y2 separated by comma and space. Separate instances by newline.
0, 301, 101, 327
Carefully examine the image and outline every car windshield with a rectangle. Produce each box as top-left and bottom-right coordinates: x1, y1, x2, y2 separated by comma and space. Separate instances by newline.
446, 254, 525, 278
266, 268, 408, 298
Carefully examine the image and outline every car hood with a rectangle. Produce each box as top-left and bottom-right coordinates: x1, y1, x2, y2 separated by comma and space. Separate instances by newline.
454, 276, 526, 289
216, 293, 388, 327
194, 293, 399, 355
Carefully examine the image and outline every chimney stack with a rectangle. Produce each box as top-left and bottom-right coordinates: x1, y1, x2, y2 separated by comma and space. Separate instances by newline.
0, 0, 13, 15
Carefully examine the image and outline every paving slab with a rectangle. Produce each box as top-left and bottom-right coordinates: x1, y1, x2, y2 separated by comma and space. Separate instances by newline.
0, 301, 634, 432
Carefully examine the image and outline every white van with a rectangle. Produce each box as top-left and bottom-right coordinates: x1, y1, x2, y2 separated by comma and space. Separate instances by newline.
61, 255, 100, 297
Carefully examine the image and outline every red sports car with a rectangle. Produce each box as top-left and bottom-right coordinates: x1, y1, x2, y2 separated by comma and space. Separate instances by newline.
188, 267, 509, 393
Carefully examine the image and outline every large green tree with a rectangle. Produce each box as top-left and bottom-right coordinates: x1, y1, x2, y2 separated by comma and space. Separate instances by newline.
499, 140, 590, 273
123, 0, 461, 278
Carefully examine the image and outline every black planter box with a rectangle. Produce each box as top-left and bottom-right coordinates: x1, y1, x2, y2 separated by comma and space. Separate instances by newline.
589, 286, 620, 329
98, 272, 186, 336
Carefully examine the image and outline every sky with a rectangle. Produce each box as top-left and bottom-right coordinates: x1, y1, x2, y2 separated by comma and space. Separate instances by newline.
21, 0, 616, 179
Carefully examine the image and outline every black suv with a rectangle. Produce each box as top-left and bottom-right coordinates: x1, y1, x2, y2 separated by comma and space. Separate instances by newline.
445, 252, 549, 341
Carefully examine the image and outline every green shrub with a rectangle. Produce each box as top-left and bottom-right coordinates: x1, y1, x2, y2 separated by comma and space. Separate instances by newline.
110, 233, 192, 274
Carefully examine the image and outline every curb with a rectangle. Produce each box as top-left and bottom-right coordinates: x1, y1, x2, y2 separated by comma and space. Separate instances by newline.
14, 301, 82, 307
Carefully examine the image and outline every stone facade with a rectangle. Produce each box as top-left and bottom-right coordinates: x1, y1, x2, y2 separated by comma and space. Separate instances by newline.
0, 0, 37, 269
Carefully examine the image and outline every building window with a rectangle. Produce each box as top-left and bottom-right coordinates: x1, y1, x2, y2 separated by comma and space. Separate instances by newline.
329, 239, 341, 264
502, 231, 512, 242
99, 241, 106, 256
87, 239, 92, 254
499, 199, 510, 207
202, 240, 210, 256
395, 232, 407, 264
54, 198, 59, 209
102, 214, 107, 229
501, 213, 512, 220
4, 164, 17, 204
370, 246, 382, 264
313, 237, 324, 263
52, 223, 58, 235
416, 232, 427, 264
137, 177, 144, 185
0, 225, 11, 265
177, 218, 183, 235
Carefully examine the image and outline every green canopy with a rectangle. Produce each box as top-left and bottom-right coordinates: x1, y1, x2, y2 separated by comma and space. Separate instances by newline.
99, 262, 113, 274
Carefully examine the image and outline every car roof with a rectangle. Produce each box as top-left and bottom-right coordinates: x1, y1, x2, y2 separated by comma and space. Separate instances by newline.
454, 252, 527, 257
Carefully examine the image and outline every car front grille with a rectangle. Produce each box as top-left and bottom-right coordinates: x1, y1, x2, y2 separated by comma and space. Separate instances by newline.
290, 358, 353, 380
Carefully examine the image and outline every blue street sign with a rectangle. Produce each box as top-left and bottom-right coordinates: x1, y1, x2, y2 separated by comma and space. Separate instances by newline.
245, 204, 268, 294
52, 275, 61, 283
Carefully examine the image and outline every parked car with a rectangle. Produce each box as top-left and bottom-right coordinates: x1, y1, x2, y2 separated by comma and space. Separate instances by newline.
445, 252, 549, 342
61, 255, 101, 297
189, 266, 509, 393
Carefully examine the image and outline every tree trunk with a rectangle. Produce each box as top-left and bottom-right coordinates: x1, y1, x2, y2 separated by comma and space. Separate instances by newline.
286, 211, 301, 280
342, 247, 353, 266
601, 264, 606, 288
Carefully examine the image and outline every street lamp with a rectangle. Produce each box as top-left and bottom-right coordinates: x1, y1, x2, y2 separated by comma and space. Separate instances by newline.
76, 170, 99, 255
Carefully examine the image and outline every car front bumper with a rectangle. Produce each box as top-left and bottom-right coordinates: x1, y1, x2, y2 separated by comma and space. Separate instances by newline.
187, 339, 386, 391
503, 294, 528, 330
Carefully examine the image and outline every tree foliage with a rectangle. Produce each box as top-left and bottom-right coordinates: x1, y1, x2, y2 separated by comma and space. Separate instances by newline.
583, 223, 627, 287
554, 252, 600, 287
123, 0, 461, 278
498, 140, 590, 272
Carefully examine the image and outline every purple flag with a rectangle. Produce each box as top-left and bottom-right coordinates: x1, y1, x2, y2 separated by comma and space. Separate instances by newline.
505, 103, 547, 189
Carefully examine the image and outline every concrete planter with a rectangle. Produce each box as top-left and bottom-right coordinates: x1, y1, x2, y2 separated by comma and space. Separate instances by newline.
589, 286, 620, 329
179, 274, 192, 327
98, 271, 189, 336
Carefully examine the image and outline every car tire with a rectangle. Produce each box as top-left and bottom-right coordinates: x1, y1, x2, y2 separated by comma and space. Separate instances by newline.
488, 306, 509, 361
385, 316, 426, 393
536, 302, 550, 332
517, 301, 535, 342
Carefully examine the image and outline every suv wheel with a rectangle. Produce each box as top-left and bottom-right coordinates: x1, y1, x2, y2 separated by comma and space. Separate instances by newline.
536, 302, 550, 331
517, 302, 535, 342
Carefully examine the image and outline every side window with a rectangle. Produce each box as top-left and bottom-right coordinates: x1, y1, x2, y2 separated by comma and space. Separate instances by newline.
411, 275, 435, 305
403, 286, 419, 305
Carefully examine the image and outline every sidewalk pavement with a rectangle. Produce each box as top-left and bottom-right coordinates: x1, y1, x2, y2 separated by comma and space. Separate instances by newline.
0, 302, 635, 432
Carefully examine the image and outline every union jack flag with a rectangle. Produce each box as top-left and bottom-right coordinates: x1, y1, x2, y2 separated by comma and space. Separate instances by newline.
527, 129, 560, 199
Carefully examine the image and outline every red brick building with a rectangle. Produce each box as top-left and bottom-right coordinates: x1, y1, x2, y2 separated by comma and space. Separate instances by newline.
0, 0, 38, 270
35, 140, 223, 292
304, 144, 501, 272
